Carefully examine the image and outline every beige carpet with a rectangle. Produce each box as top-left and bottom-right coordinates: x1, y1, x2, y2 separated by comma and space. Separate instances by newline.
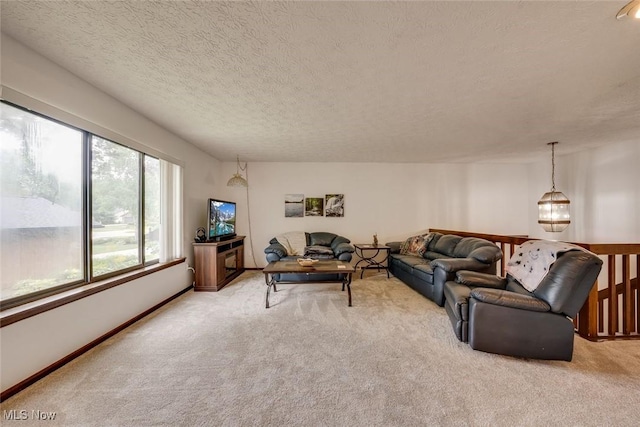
2, 271, 639, 426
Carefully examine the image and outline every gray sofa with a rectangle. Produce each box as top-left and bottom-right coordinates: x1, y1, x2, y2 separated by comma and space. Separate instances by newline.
387, 232, 503, 306
264, 232, 354, 282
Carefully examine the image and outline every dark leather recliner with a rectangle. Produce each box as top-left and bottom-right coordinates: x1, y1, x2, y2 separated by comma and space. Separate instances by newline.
444, 249, 603, 361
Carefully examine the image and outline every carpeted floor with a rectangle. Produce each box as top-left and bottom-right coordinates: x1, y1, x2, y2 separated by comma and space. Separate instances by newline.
2, 271, 639, 426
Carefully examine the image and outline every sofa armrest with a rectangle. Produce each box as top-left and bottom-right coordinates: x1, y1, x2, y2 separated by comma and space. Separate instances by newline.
264, 243, 287, 259
456, 271, 507, 289
430, 258, 487, 273
470, 288, 551, 312
386, 242, 402, 254
333, 242, 355, 257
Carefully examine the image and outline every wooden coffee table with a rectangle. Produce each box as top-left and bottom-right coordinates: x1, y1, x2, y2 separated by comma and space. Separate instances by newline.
262, 260, 355, 308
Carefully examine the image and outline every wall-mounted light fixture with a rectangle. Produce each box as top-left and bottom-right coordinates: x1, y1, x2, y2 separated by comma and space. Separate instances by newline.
538, 142, 571, 232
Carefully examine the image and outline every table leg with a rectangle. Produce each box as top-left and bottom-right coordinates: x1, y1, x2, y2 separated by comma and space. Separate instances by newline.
355, 246, 388, 279
264, 274, 276, 309
344, 273, 352, 307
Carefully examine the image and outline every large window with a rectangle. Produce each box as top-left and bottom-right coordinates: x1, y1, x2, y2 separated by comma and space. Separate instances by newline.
1, 104, 84, 301
144, 155, 160, 262
91, 136, 141, 276
0, 101, 175, 308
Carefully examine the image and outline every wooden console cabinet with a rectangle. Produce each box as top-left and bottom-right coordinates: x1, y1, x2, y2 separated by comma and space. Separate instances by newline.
193, 236, 245, 291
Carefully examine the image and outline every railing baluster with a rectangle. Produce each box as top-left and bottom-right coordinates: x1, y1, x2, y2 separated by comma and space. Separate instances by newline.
608, 255, 618, 335
598, 298, 604, 333
636, 254, 639, 334
579, 283, 599, 339
623, 255, 631, 334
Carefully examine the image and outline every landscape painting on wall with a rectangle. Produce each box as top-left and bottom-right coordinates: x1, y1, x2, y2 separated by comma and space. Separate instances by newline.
284, 194, 304, 217
305, 197, 324, 216
325, 194, 344, 217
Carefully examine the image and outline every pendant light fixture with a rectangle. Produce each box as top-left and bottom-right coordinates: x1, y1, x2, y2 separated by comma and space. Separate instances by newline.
227, 155, 248, 187
616, 0, 640, 20
538, 142, 570, 232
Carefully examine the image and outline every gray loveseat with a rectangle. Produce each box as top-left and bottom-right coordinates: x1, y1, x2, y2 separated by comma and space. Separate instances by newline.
264, 232, 354, 282
387, 232, 503, 306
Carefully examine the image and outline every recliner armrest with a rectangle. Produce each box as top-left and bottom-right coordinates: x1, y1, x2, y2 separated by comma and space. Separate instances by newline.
264, 243, 287, 259
470, 288, 551, 312
456, 271, 507, 289
430, 258, 486, 273
333, 242, 355, 257
385, 242, 402, 254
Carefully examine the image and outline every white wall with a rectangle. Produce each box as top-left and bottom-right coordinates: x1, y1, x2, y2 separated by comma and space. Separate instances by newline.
216, 162, 530, 268
527, 140, 640, 243
0, 35, 222, 393
219, 141, 640, 270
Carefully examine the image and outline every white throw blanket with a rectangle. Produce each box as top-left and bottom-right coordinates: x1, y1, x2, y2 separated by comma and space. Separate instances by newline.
506, 240, 585, 292
276, 231, 307, 256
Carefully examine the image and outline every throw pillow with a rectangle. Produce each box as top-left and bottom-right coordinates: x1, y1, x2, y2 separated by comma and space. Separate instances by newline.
400, 233, 433, 256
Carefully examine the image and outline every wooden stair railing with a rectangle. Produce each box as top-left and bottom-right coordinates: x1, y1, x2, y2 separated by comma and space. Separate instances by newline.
428, 229, 639, 341
574, 245, 640, 341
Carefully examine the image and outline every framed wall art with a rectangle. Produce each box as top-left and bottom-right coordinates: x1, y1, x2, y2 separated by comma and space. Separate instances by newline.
325, 194, 344, 217
305, 197, 324, 216
285, 194, 304, 217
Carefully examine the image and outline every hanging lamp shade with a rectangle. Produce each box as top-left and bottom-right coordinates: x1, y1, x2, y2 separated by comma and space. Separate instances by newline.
616, 0, 640, 20
537, 142, 570, 232
227, 173, 248, 187
227, 155, 248, 187
538, 191, 571, 232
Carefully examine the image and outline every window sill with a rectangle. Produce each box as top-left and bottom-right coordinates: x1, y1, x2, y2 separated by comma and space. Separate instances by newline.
0, 258, 186, 328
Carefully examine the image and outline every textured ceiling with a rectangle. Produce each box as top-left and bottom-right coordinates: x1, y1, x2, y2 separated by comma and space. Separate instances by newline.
1, 1, 639, 163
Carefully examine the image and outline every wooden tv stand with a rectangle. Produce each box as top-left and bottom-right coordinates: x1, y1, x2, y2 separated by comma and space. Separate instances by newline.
193, 236, 245, 291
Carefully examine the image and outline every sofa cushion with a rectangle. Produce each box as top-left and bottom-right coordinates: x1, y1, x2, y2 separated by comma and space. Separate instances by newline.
392, 258, 413, 274
333, 242, 355, 257
332, 235, 350, 245
453, 237, 495, 259
390, 254, 429, 275
305, 245, 334, 256
413, 264, 434, 283
391, 254, 430, 267
309, 232, 337, 247
423, 251, 453, 261
468, 246, 502, 264
426, 232, 443, 250
470, 288, 551, 312
432, 234, 462, 257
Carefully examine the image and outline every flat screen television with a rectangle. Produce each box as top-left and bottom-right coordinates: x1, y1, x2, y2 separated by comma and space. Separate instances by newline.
207, 198, 237, 241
